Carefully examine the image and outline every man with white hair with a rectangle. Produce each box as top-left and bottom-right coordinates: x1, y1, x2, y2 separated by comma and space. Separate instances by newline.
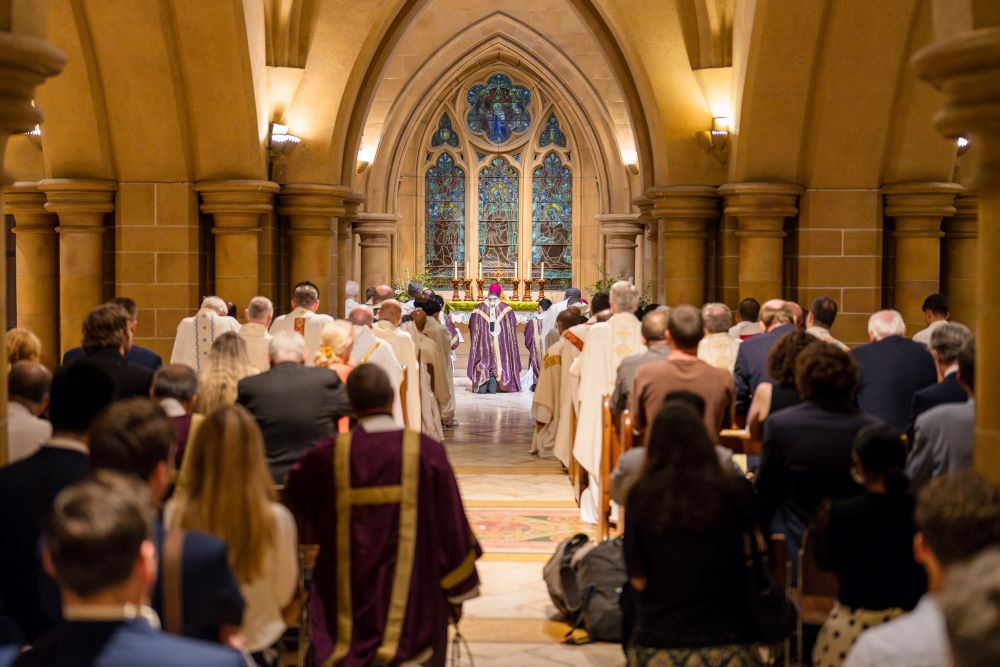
347, 307, 404, 425
373, 300, 421, 431
401, 280, 423, 316
572, 281, 646, 523
169, 296, 241, 371
697, 302, 740, 372
344, 280, 361, 317
851, 309, 937, 432
236, 331, 350, 482
269, 281, 334, 361
239, 296, 273, 371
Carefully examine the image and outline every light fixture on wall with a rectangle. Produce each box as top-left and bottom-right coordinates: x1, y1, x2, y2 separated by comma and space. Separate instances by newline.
357, 146, 375, 174
268, 122, 301, 158
956, 136, 970, 156
23, 124, 41, 150
621, 149, 639, 175
696, 116, 730, 163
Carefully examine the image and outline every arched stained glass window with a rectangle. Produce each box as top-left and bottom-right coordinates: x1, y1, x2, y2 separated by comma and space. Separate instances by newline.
531, 152, 572, 288
466, 74, 531, 144
538, 113, 567, 148
424, 153, 465, 285
478, 157, 519, 276
431, 113, 459, 148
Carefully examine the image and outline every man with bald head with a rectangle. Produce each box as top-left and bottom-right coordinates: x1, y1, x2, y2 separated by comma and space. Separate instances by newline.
612, 307, 671, 412
7, 361, 53, 463
269, 281, 334, 361
349, 306, 404, 424
373, 299, 421, 431
732, 298, 796, 417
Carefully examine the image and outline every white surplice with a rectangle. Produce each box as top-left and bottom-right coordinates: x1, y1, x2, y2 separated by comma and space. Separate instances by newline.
424, 315, 455, 421
269, 308, 334, 363
530, 339, 563, 460
350, 325, 403, 424
554, 324, 587, 468
540, 298, 570, 342
170, 309, 242, 371
373, 320, 422, 431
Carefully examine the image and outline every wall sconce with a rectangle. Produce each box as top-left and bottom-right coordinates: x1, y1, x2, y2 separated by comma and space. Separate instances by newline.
357, 146, 376, 174
621, 149, 639, 175
696, 117, 729, 163
956, 136, 969, 156
24, 125, 41, 150
268, 122, 301, 158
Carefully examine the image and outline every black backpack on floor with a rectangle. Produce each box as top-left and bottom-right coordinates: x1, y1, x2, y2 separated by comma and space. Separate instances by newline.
544, 534, 627, 643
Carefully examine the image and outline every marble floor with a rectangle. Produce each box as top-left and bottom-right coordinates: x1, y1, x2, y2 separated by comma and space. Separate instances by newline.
445, 382, 624, 667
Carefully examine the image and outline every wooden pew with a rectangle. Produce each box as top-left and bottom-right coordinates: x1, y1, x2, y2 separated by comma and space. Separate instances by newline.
399, 364, 408, 427
598, 396, 625, 541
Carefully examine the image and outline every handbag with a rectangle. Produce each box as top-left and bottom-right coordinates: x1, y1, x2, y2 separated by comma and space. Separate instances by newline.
743, 521, 793, 643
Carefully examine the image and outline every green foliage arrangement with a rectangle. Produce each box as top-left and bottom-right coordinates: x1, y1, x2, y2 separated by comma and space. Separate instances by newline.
391, 271, 435, 302
585, 265, 654, 310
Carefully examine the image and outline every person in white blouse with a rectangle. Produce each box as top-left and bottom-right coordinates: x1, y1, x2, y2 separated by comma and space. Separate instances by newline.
167, 404, 298, 665
6, 361, 53, 463
170, 296, 241, 372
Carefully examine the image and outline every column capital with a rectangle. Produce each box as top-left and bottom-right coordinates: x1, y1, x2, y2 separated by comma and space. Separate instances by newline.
194, 179, 279, 216
882, 182, 964, 218
0, 31, 65, 137
944, 191, 979, 238
277, 183, 350, 218
2, 181, 46, 215
718, 182, 802, 218
355, 212, 399, 247
597, 214, 643, 253
38, 179, 116, 217
647, 185, 720, 220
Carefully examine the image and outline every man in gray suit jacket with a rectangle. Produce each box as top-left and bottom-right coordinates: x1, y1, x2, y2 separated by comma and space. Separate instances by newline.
611, 307, 670, 412
908, 338, 975, 490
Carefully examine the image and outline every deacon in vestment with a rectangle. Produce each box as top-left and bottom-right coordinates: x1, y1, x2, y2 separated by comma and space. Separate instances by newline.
572, 281, 646, 523
348, 307, 404, 425
284, 365, 481, 667
402, 310, 446, 441
532, 309, 587, 462
418, 296, 457, 425
540, 286, 582, 343
269, 281, 334, 362
468, 283, 522, 393
373, 300, 421, 431
554, 314, 589, 466
419, 288, 463, 351
170, 296, 241, 372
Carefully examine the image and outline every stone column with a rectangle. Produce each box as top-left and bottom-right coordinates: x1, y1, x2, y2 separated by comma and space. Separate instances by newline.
718, 183, 801, 302
337, 193, 363, 316
3, 183, 60, 369
941, 192, 977, 325
649, 185, 720, 306
915, 20, 1000, 481
633, 196, 658, 301
597, 214, 643, 282
355, 212, 398, 290
882, 182, 962, 334
195, 180, 280, 316
278, 184, 348, 315
39, 179, 116, 355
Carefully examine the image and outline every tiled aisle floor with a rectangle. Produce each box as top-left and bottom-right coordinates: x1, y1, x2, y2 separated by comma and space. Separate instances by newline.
446, 380, 625, 667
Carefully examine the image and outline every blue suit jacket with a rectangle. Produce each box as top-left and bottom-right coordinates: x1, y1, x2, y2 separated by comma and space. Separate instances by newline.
852, 336, 937, 432
733, 324, 795, 416
62, 345, 162, 371
908, 373, 967, 434
0, 619, 243, 666
150, 523, 245, 643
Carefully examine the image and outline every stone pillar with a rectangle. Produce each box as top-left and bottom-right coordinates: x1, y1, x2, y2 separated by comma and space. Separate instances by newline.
597, 214, 643, 282
195, 180, 279, 316
278, 184, 348, 315
649, 185, 720, 306
941, 192, 977, 325
882, 182, 962, 334
915, 20, 1000, 481
633, 196, 658, 302
3, 183, 60, 369
355, 212, 398, 290
718, 183, 801, 302
337, 193, 363, 316
39, 179, 116, 355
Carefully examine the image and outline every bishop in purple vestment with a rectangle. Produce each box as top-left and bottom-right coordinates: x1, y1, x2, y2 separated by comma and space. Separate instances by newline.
467, 283, 522, 393
284, 365, 481, 667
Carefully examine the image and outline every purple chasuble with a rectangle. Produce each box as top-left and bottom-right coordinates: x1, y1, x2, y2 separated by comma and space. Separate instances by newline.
284, 427, 481, 667
467, 301, 522, 392
525, 317, 542, 380
443, 314, 462, 351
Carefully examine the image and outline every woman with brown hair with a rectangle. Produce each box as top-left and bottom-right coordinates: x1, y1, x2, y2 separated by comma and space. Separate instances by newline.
196, 332, 257, 415
166, 404, 297, 666
746, 330, 819, 440
313, 320, 355, 432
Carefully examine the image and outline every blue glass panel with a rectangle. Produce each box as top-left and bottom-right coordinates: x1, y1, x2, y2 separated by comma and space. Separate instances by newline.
430, 113, 460, 148
466, 73, 531, 144
531, 152, 572, 289
538, 113, 567, 148
478, 157, 519, 277
424, 153, 465, 286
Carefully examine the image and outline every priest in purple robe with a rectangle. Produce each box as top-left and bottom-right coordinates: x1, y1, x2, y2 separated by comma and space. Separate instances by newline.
284, 364, 482, 667
468, 283, 522, 393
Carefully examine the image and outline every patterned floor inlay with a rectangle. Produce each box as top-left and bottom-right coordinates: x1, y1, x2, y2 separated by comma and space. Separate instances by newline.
468, 507, 593, 554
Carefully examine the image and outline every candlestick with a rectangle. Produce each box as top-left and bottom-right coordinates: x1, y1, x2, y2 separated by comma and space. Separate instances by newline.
537, 278, 547, 300
462, 278, 472, 301
511, 278, 520, 302
476, 279, 485, 300
452, 278, 460, 301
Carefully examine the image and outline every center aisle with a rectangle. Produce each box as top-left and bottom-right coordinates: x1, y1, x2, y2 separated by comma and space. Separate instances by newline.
444, 379, 624, 666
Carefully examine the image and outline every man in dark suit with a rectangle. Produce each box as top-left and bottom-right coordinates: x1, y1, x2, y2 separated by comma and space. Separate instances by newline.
69, 302, 154, 400
733, 299, 796, 417
0, 363, 115, 643
238, 330, 351, 483
852, 310, 937, 432
909, 322, 973, 431
87, 399, 245, 645
0, 473, 242, 666
62, 297, 162, 371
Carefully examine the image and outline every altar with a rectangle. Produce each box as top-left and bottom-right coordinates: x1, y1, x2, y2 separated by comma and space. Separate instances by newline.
444, 300, 540, 325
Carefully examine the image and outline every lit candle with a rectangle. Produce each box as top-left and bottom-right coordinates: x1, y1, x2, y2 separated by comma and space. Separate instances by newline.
454, 261, 458, 279
541, 262, 545, 279
514, 261, 518, 279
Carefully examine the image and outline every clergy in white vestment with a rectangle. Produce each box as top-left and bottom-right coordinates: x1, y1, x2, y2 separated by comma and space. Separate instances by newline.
532, 308, 587, 463
539, 286, 582, 343
417, 296, 456, 425
554, 317, 589, 467
348, 306, 404, 424
572, 281, 646, 523
170, 296, 241, 372
401, 311, 446, 441
372, 300, 422, 431
400, 280, 423, 316
239, 296, 273, 372
268, 281, 334, 362
344, 280, 361, 318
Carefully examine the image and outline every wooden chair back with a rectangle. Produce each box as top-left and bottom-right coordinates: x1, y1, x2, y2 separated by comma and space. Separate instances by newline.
620, 409, 634, 453
399, 364, 408, 427
718, 428, 762, 456
598, 396, 624, 541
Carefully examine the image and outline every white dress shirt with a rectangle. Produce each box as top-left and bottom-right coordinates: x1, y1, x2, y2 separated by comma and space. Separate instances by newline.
6, 401, 53, 463
844, 595, 948, 667
912, 320, 949, 348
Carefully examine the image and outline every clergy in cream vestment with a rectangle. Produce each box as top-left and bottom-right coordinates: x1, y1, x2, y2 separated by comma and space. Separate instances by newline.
170, 297, 241, 372
373, 300, 422, 431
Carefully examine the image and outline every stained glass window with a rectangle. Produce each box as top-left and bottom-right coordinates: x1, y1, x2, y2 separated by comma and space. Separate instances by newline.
430, 113, 459, 148
531, 152, 572, 288
478, 157, 519, 277
466, 74, 531, 144
424, 153, 465, 286
538, 113, 567, 148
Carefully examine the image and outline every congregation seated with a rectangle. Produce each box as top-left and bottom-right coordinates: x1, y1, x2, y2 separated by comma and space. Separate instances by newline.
733, 299, 796, 416
267, 281, 333, 361
851, 310, 936, 432
170, 297, 241, 372
805, 296, 849, 351
909, 322, 972, 430
166, 405, 298, 663
3, 328, 41, 368
70, 302, 154, 401
6, 361, 52, 464
844, 471, 1000, 667
150, 364, 201, 469
728, 297, 762, 340
746, 330, 817, 440
237, 331, 349, 483
196, 332, 258, 415
87, 400, 246, 645
239, 296, 274, 372
755, 343, 881, 559
623, 400, 761, 665
697, 302, 740, 371
811, 425, 927, 667
0, 473, 244, 667
611, 307, 670, 413
313, 319, 357, 433
64, 297, 162, 371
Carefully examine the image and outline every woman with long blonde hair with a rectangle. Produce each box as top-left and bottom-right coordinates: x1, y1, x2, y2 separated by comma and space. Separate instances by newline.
166, 404, 297, 666
4, 328, 41, 369
313, 320, 355, 432
196, 332, 257, 414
